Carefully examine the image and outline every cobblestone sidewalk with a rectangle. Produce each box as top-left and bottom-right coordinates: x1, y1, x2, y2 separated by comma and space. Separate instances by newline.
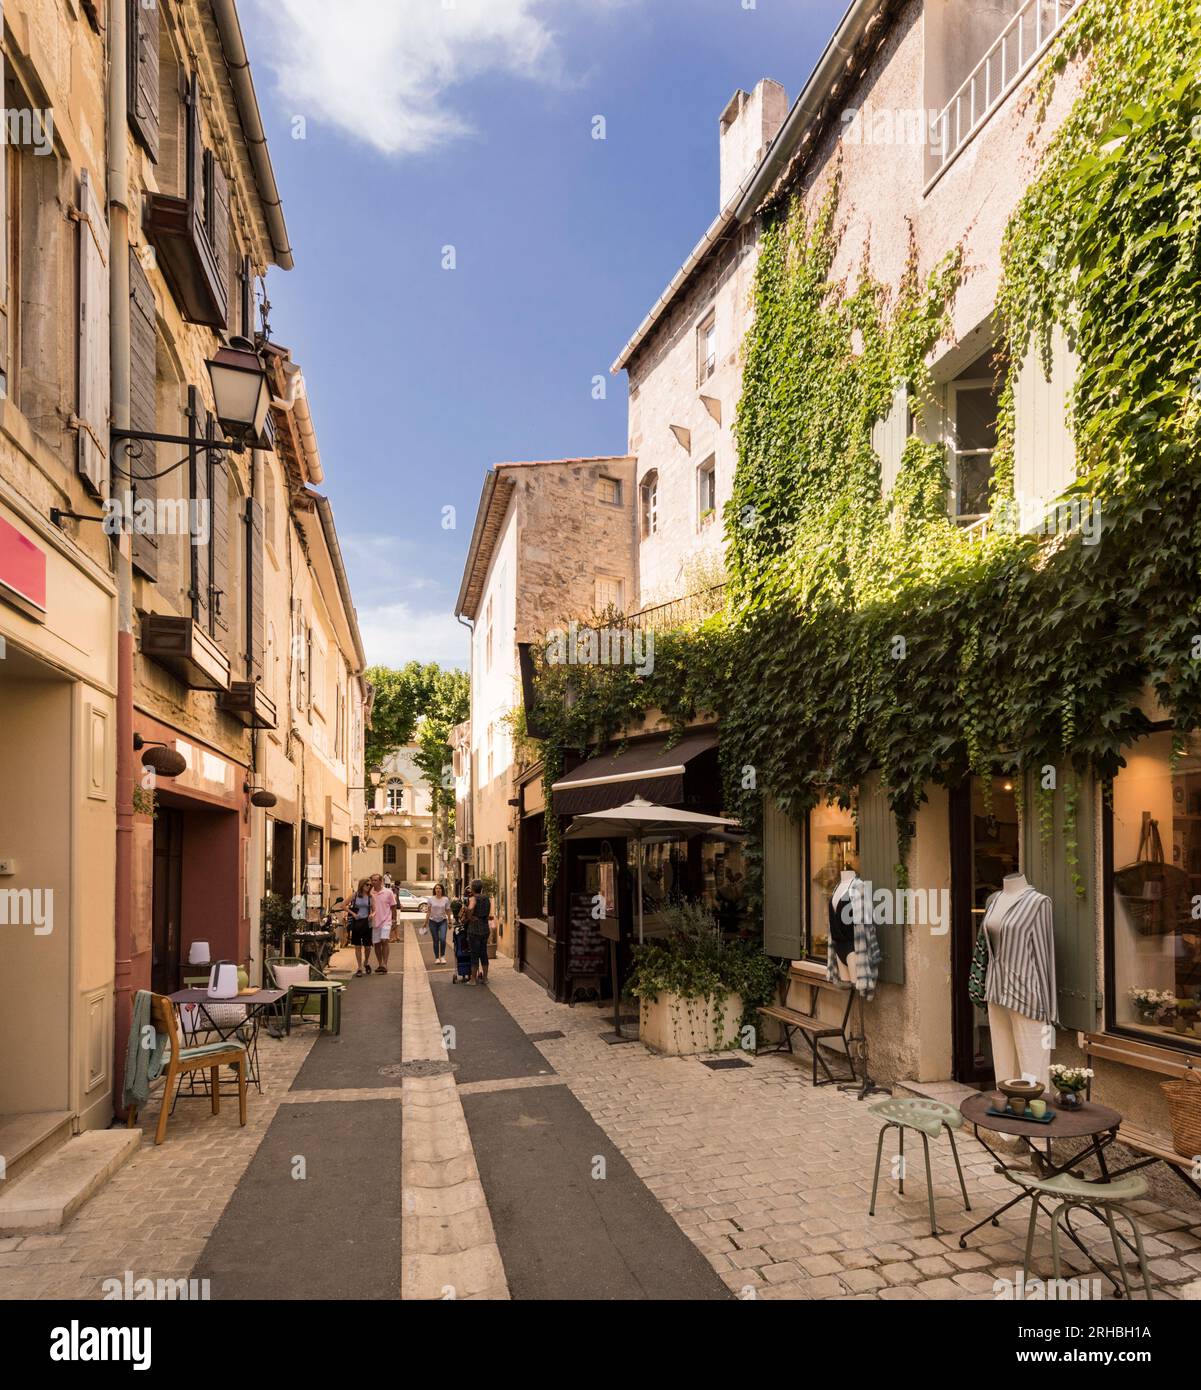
484, 958, 1201, 1302
0, 1029, 317, 1301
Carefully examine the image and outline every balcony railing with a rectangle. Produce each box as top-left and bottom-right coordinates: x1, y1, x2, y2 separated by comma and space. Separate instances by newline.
628, 584, 727, 633
928, 0, 1082, 184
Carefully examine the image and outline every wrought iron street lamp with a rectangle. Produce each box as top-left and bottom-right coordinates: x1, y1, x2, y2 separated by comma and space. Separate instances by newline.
112, 336, 271, 458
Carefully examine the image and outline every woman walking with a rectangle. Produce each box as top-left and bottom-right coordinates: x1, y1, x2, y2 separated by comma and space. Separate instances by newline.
424, 882, 451, 963
349, 879, 374, 977
465, 878, 492, 984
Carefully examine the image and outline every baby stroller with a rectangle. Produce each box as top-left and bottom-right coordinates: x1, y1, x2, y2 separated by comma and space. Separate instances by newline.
449, 902, 473, 984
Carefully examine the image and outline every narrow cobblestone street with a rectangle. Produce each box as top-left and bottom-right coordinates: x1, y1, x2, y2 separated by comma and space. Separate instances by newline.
5, 918, 1198, 1304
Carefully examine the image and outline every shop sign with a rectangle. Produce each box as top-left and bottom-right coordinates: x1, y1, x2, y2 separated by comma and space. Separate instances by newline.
0, 516, 47, 621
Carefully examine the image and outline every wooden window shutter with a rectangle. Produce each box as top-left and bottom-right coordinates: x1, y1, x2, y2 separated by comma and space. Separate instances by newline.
206, 412, 230, 647
872, 384, 910, 498
1013, 323, 1078, 513
187, 385, 209, 627
762, 796, 802, 959
127, 0, 160, 161
128, 250, 158, 578
77, 168, 110, 497
239, 254, 254, 339
245, 494, 265, 680
857, 773, 905, 984
1021, 769, 1098, 1031
205, 149, 231, 324
186, 71, 204, 242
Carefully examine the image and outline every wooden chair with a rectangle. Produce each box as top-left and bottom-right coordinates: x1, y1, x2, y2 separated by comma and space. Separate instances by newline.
126, 993, 247, 1145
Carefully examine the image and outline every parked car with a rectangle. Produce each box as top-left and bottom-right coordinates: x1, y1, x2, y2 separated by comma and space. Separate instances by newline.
393, 886, 428, 911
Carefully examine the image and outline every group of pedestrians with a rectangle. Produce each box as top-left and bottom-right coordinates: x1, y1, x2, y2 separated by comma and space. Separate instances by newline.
342, 874, 492, 985
346, 874, 397, 977
423, 879, 492, 984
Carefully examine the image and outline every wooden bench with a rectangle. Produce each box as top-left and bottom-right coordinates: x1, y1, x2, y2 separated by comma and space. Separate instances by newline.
757, 969, 858, 1086
1105, 1125, 1201, 1201
1083, 1032, 1201, 1202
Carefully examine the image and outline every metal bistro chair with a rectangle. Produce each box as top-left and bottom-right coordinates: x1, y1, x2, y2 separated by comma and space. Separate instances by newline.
1003, 1168, 1155, 1300
868, 1097, 972, 1236
267, 957, 345, 1035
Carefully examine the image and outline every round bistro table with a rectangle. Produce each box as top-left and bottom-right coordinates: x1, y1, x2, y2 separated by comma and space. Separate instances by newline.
958, 1091, 1126, 1284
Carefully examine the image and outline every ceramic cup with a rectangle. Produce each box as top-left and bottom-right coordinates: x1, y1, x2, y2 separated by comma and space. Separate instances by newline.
1028, 1099, 1047, 1119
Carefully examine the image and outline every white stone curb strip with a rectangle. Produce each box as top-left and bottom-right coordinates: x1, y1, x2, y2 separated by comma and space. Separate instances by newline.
400, 918, 510, 1300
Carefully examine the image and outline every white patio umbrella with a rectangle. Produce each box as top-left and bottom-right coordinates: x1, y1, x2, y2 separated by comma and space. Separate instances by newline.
562, 796, 740, 944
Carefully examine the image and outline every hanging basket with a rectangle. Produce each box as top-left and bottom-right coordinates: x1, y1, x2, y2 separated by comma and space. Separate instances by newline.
1160, 1066, 1201, 1160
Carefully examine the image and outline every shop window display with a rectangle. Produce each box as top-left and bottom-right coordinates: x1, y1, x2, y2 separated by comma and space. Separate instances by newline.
1109, 730, 1201, 1049
806, 801, 857, 964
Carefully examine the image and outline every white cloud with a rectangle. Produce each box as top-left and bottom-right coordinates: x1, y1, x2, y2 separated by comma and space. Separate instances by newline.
359, 600, 468, 669
248, 0, 603, 157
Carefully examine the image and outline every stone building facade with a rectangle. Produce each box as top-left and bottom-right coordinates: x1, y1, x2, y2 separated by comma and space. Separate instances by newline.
455, 457, 638, 954
0, 1, 365, 1182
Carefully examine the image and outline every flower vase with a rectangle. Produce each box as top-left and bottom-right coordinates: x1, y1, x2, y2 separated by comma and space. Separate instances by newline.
1056, 1089, 1083, 1110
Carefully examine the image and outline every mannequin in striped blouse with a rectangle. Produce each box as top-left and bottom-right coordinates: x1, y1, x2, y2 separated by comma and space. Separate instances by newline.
979, 872, 1059, 1089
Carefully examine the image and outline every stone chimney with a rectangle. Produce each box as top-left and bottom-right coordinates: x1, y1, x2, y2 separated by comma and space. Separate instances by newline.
719, 78, 788, 210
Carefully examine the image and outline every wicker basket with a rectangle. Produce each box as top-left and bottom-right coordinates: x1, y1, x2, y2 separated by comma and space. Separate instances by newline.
1160, 1066, 1201, 1160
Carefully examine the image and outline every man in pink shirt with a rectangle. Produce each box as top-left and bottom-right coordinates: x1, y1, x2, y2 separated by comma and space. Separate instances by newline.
370, 874, 397, 974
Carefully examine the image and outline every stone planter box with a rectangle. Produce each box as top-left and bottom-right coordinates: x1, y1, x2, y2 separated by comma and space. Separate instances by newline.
639, 991, 743, 1056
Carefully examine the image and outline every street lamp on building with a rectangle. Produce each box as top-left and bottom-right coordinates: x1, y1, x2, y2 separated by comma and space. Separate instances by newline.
112, 336, 272, 458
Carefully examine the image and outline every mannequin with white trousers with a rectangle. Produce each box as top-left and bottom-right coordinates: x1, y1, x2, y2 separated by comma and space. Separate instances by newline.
979, 872, 1058, 1089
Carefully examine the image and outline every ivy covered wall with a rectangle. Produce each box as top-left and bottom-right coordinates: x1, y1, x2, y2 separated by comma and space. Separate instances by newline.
531, 0, 1201, 911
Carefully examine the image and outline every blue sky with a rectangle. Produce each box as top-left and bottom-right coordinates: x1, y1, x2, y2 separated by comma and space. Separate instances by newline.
239, 0, 849, 668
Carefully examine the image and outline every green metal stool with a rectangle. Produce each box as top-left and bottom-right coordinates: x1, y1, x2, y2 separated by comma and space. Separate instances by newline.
1005, 1169, 1154, 1300
868, 1097, 972, 1236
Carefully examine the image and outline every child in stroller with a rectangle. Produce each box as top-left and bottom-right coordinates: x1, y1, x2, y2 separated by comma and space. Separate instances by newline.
449, 899, 473, 983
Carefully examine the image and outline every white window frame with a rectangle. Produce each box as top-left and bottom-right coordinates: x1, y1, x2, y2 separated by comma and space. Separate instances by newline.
947, 377, 998, 525
595, 575, 624, 613
640, 471, 658, 538
697, 311, 717, 386
696, 455, 717, 529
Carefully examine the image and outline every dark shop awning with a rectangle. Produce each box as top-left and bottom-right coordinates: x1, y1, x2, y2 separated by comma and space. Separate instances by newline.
551, 732, 717, 817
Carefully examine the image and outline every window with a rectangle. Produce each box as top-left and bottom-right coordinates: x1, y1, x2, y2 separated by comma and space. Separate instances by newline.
805, 801, 859, 965
926, 0, 1082, 184
640, 471, 659, 538
949, 353, 999, 523
697, 456, 717, 527
595, 575, 624, 613
484, 596, 493, 674
387, 780, 405, 813
1106, 729, 1201, 1054
383, 842, 397, 866
598, 475, 622, 506
697, 311, 717, 385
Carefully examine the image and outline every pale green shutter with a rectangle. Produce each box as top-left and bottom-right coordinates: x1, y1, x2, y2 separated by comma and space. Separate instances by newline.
762, 796, 802, 959
858, 773, 904, 984
1022, 770, 1098, 1032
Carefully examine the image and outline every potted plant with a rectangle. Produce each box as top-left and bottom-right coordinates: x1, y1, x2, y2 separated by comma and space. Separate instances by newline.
260, 892, 294, 959
626, 902, 784, 1057
1128, 986, 1174, 1023
1049, 1063, 1093, 1110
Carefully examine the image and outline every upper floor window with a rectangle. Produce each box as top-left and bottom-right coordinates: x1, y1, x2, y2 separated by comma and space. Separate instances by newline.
387, 780, 406, 813
697, 456, 717, 528
484, 596, 493, 673
598, 475, 622, 506
697, 312, 717, 386
640, 471, 659, 538
949, 352, 999, 524
926, 0, 1083, 184
595, 575, 624, 613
